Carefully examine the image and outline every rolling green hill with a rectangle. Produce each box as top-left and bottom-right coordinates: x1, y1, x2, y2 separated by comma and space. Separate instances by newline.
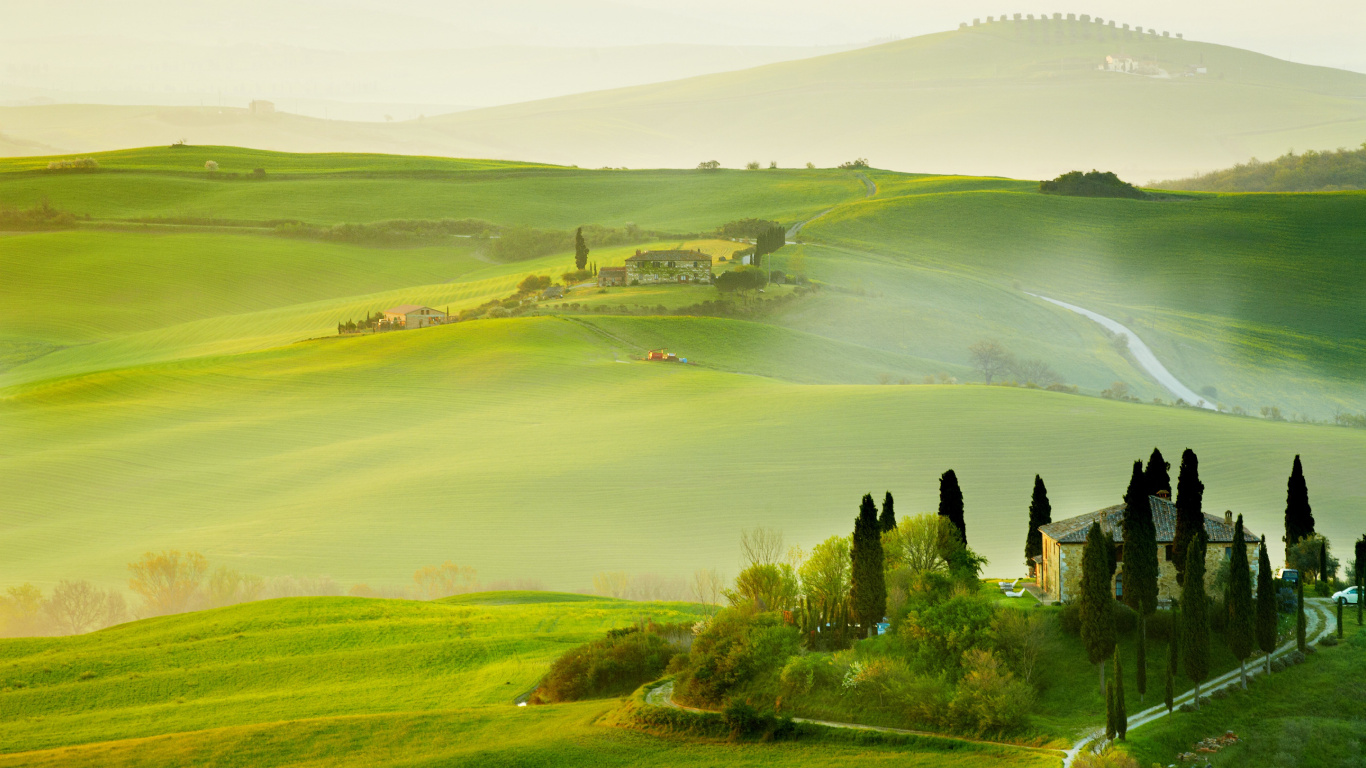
6, 21, 1366, 182
0, 594, 1054, 767
2, 147, 1364, 597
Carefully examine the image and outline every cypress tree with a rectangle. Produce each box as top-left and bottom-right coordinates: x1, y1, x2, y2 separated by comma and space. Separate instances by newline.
1226, 515, 1254, 689
1080, 521, 1117, 693
1164, 610, 1177, 713
1121, 460, 1158, 702
1144, 447, 1171, 497
1283, 456, 1315, 561
850, 493, 887, 638
1320, 539, 1329, 585
1173, 449, 1205, 585
1105, 683, 1116, 741
1356, 535, 1365, 626
1180, 532, 1209, 709
879, 492, 896, 533
1025, 475, 1052, 571
574, 227, 589, 271
1256, 536, 1278, 674
1295, 575, 1306, 653
1113, 645, 1127, 740
938, 470, 967, 545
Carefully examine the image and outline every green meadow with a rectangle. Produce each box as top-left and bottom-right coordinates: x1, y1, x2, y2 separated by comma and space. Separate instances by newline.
2, 147, 1365, 593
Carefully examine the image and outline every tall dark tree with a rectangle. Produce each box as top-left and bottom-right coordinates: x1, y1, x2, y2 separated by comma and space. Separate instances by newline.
1320, 539, 1330, 585
1356, 535, 1365, 626
1080, 521, 1117, 694
1180, 531, 1210, 709
850, 493, 887, 638
1121, 460, 1158, 703
1025, 475, 1052, 571
1105, 682, 1116, 741
1144, 448, 1171, 497
1226, 515, 1255, 689
1295, 575, 1307, 653
1284, 455, 1315, 562
1172, 449, 1205, 586
574, 227, 589, 271
879, 492, 896, 533
1256, 536, 1278, 674
1113, 645, 1127, 740
1164, 607, 1178, 713
938, 470, 967, 546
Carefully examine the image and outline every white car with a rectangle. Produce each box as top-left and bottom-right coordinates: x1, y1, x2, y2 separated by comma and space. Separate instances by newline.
1332, 586, 1361, 605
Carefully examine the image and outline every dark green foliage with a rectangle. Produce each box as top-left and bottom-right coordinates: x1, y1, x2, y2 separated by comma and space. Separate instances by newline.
879, 492, 896, 533
1180, 534, 1210, 699
574, 227, 589, 270
753, 223, 787, 261
1024, 475, 1051, 569
1113, 645, 1127, 740
1226, 515, 1255, 685
721, 700, 796, 741
1122, 460, 1159, 618
1079, 522, 1117, 684
837, 158, 870, 169
532, 624, 684, 703
1105, 681, 1116, 741
1284, 455, 1316, 555
715, 265, 768, 294
0, 199, 78, 230
1296, 576, 1307, 653
1160, 143, 1366, 192
900, 591, 997, 675
675, 609, 801, 705
1356, 535, 1365, 626
1173, 449, 1205, 586
1320, 539, 1329, 584
1256, 536, 1278, 667
1135, 618, 1147, 703
1164, 608, 1179, 713
1144, 448, 1171, 497
716, 218, 780, 240
850, 494, 887, 637
938, 470, 967, 546
1039, 170, 1148, 199
276, 217, 493, 246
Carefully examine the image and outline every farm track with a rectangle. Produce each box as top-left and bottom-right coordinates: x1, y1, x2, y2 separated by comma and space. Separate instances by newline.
1063, 598, 1337, 766
645, 681, 1067, 761
785, 171, 878, 240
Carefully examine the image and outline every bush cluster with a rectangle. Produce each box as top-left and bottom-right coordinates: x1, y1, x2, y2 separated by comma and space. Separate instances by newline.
532, 623, 688, 703
1040, 170, 1148, 199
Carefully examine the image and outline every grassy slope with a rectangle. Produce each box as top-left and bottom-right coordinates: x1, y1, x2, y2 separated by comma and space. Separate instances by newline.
3, 316, 1364, 593
1121, 619, 1366, 768
0, 594, 1052, 768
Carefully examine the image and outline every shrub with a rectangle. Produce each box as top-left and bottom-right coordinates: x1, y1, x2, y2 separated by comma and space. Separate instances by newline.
1269, 658, 1285, 672
1210, 686, 1230, 699
1112, 602, 1138, 634
901, 592, 997, 675
675, 609, 801, 705
1287, 650, 1305, 664
1073, 749, 1141, 768
947, 649, 1033, 734
532, 625, 684, 703
1145, 609, 1175, 641
1040, 170, 1147, 199
45, 157, 99, 170
1060, 602, 1081, 635
779, 653, 842, 698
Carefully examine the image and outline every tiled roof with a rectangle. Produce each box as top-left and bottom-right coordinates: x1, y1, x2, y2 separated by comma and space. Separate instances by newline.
1038, 496, 1259, 545
599, 266, 627, 273
383, 304, 437, 315
625, 250, 712, 262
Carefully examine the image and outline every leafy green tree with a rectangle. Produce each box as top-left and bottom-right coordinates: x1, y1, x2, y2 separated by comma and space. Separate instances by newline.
798, 535, 851, 609
574, 227, 590, 271
1144, 448, 1171, 496
725, 563, 799, 612
1181, 532, 1210, 709
938, 470, 967, 546
1287, 534, 1338, 582
1226, 515, 1254, 688
850, 494, 887, 637
1284, 455, 1316, 559
1024, 475, 1051, 570
1121, 460, 1158, 702
1079, 521, 1117, 693
1113, 645, 1127, 740
879, 492, 896, 533
1173, 449, 1205, 585
1256, 536, 1278, 673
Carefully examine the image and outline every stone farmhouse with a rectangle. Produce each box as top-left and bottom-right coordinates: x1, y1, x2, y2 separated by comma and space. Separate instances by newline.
382, 305, 447, 329
623, 249, 713, 285
1036, 494, 1262, 603
597, 266, 627, 287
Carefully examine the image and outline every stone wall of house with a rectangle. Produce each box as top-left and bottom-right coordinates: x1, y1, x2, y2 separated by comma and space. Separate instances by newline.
626, 260, 712, 284
1052, 540, 1261, 604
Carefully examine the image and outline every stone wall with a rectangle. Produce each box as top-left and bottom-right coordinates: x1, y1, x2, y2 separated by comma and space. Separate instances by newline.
1051, 539, 1262, 603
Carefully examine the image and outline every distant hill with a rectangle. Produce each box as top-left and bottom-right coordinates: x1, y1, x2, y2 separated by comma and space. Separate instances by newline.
1159, 143, 1366, 191
5, 20, 1366, 181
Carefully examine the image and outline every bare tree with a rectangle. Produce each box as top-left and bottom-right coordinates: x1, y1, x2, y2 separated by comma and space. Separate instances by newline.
593, 571, 631, 599
43, 580, 109, 635
690, 568, 725, 610
968, 340, 1015, 384
128, 551, 208, 616
1, 584, 48, 637
739, 527, 785, 567
1012, 358, 1062, 386
413, 561, 478, 600
206, 566, 265, 608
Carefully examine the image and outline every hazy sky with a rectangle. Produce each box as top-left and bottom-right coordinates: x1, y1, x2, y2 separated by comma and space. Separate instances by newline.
5, 0, 1366, 116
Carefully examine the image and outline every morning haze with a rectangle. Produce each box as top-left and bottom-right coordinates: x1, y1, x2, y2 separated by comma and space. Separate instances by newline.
1, 2, 1363, 767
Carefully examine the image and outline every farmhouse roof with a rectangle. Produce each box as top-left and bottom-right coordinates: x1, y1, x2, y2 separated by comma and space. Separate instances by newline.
1037, 496, 1258, 545
599, 266, 627, 273
625, 249, 712, 262
383, 304, 440, 315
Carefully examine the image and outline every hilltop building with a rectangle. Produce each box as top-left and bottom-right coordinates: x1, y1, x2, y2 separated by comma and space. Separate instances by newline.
382, 305, 446, 329
597, 266, 627, 287
624, 249, 713, 285
1036, 494, 1262, 603
249, 99, 275, 115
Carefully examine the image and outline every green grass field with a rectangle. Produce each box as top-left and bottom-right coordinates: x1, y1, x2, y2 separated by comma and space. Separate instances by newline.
0, 594, 1056, 768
